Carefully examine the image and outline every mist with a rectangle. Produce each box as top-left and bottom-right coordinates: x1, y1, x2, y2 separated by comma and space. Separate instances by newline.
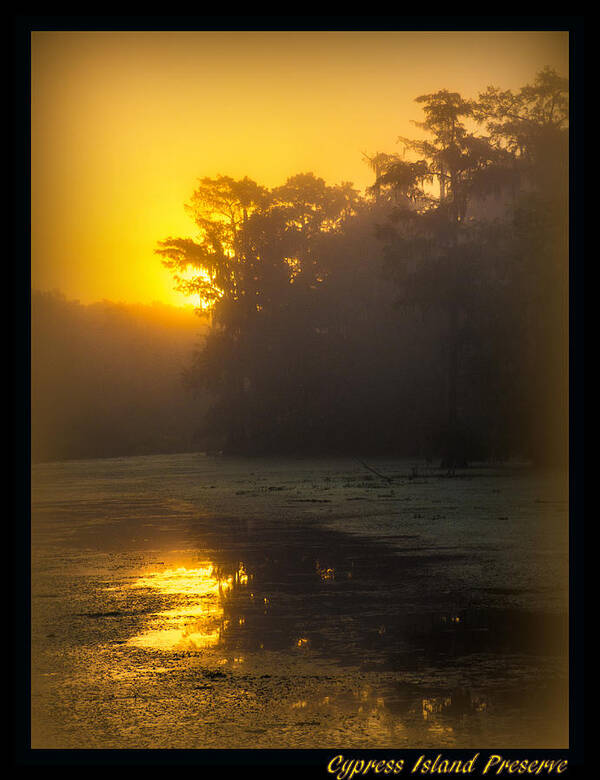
31, 291, 210, 462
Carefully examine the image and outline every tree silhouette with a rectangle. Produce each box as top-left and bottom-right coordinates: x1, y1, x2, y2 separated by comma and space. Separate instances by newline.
157, 69, 568, 465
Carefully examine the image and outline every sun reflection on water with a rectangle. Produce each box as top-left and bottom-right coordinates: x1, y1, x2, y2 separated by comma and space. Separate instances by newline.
125, 563, 247, 651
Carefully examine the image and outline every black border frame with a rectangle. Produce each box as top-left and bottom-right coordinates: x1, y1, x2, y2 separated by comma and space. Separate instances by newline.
11, 16, 585, 774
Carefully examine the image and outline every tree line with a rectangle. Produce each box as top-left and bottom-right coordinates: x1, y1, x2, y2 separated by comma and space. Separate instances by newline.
157, 68, 569, 466
31, 293, 209, 462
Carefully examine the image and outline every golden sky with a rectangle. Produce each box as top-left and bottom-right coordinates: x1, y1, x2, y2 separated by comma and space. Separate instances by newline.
31, 30, 568, 307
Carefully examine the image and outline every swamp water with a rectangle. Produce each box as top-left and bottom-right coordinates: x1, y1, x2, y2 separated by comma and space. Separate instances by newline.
31, 454, 568, 748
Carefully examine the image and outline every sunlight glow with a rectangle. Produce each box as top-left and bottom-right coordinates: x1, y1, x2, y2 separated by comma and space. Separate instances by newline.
31, 31, 568, 307
175, 264, 223, 311
125, 564, 241, 651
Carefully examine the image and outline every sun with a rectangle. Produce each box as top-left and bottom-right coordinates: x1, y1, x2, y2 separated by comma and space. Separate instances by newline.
169, 264, 221, 311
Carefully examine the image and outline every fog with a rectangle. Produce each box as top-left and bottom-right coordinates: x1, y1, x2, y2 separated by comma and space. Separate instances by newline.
31, 291, 210, 462
31, 70, 569, 468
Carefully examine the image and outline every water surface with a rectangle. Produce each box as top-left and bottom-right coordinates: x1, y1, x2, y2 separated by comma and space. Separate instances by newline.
31, 453, 568, 748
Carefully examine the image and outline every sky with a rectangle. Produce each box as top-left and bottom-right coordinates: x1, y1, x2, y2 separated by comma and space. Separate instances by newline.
31, 30, 569, 308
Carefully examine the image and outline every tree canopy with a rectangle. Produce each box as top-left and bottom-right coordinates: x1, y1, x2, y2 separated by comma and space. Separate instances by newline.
157, 69, 569, 465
